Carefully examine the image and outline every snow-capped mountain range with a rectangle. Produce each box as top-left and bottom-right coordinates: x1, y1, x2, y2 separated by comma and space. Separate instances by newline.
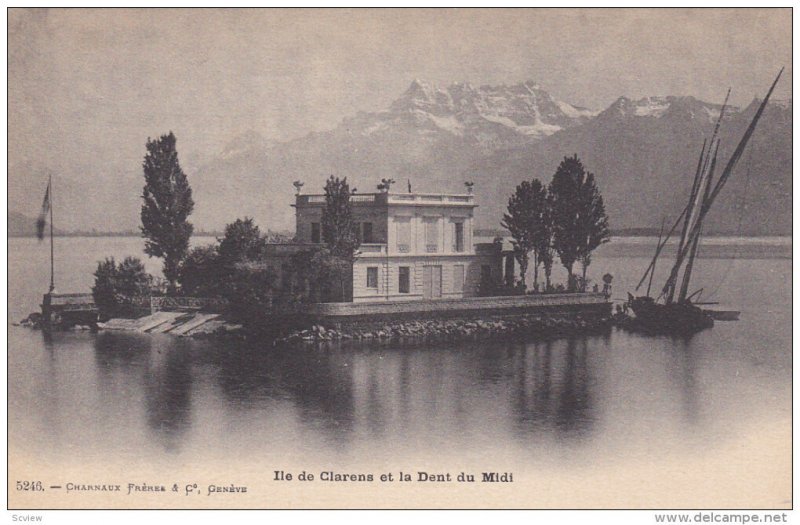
8, 80, 792, 236
375, 79, 597, 142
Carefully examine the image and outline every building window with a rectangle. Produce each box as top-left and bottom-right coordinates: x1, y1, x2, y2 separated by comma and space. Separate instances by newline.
399, 267, 410, 294
453, 264, 465, 293
311, 222, 321, 243
396, 217, 411, 252
425, 218, 439, 253
366, 267, 379, 289
362, 222, 374, 243
454, 222, 464, 252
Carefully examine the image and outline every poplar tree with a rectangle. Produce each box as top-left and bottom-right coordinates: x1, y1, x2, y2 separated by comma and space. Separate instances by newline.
321, 175, 359, 301
321, 175, 360, 261
501, 180, 547, 288
548, 155, 609, 291
577, 173, 610, 289
548, 155, 586, 290
140, 132, 194, 293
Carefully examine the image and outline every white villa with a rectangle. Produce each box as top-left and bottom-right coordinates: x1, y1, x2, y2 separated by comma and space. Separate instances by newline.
285, 184, 503, 303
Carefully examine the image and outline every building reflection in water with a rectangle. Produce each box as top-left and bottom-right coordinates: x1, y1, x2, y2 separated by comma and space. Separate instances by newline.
91, 330, 602, 456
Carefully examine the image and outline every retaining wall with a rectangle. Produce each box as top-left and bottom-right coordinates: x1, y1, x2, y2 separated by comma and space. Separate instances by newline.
307, 293, 611, 326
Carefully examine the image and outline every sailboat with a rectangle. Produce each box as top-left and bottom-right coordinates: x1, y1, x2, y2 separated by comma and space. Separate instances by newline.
626, 69, 783, 334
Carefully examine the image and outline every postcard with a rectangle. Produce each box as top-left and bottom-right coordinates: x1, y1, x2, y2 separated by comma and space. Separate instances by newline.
7, 8, 792, 511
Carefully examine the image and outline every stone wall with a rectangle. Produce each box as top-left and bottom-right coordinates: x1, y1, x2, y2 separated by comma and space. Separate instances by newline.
308, 292, 611, 325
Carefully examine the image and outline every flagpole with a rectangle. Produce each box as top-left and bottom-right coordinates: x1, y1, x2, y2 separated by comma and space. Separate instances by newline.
49, 174, 54, 293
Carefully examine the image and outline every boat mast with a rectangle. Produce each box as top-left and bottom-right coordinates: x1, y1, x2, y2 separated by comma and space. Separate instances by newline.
678, 142, 719, 302
666, 90, 730, 303
661, 68, 783, 300
49, 174, 55, 293
646, 217, 666, 297
636, 139, 707, 294
634, 202, 690, 291
677, 139, 710, 254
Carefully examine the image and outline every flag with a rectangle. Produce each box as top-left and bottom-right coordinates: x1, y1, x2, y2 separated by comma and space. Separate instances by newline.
36, 180, 50, 241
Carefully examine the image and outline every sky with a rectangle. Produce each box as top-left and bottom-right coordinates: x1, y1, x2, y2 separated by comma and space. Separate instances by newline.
8, 8, 792, 180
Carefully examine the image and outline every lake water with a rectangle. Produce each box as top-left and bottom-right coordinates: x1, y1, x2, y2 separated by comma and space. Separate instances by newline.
7, 236, 792, 509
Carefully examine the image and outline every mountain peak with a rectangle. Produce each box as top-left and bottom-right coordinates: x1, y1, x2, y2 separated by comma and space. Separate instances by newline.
599, 95, 734, 122
387, 79, 596, 140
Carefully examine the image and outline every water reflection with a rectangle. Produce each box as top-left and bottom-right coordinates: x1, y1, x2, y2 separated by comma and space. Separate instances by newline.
90, 331, 605, 456
665, 335, 701, 426
94, 333, 192, 453
511, 337, 596, 442
144, 339, 193, 453
8, 239, 789, 482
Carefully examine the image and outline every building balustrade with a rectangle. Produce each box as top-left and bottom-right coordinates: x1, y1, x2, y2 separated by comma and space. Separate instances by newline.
358, 243, 387, 254
295, 192, 474, 206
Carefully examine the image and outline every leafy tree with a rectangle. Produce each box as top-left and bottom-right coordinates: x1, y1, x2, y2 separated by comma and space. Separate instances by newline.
548, 155, 586, 290
321, 175, 360, 260
309, 247, 353, 303
178, 219, 270, 298
179, 244, 222, 297
501, 179, 551, 289
92, 258, 119, 318
218, 217, 267, 265
540, 240, 555, 291
538, 194, 556, 291
140, 132, 194, 293
501, 181, 536, 288
321, 176, 359, 301
548, 155, 610, 291
222, 264, 279, 328
92, 256, 152, 319
577, 173, 610, 289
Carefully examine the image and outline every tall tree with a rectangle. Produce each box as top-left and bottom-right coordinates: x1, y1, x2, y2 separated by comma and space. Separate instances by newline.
140, 132, 194, 293
548, 154, 585, 290
321, 176, 359, 301
540, 241, 555, 291
502, 182, 533, 288
527, 179, 551, 290
538, 192, 556, 291
502, 180, 542, 288
322, 176, 360, 260
577, 173, 610, 289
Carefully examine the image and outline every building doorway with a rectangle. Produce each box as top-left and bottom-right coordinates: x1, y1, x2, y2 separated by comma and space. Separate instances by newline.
423, 265, 442, 299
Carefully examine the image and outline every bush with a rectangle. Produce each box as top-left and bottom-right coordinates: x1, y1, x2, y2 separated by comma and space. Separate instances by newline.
179, 244, 224, 296
218, 217, 267, 265
92, 256, 152, 319
477, 272, 525, 297
221, 265, 279, 328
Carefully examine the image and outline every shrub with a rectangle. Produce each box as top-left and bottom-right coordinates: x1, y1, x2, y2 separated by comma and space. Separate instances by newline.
92, 256, 152, 319
179, 244, 223, 296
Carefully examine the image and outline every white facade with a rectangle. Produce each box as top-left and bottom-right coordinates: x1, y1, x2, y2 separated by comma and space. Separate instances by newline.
294, 191, 502, 303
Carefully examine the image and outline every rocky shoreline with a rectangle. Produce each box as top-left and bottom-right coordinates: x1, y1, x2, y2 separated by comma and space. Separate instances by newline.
18, 310, 633, 345
274, 314, 613, 346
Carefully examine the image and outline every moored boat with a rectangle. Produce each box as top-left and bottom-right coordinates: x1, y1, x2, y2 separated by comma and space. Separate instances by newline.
628, 294, 714, 333
624, 69, 783, 335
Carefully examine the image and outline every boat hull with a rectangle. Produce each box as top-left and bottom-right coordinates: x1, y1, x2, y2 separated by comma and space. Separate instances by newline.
628, 296, 714, 334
